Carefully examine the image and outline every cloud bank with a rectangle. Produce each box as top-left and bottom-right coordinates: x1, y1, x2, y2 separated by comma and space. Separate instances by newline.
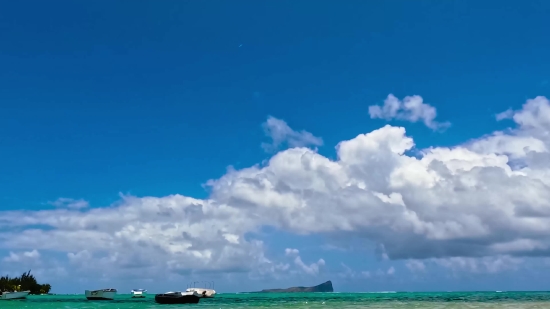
3, 95, 550, 285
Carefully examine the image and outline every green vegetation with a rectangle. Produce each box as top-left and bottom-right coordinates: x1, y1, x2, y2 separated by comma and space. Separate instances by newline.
0, 271, 51, 294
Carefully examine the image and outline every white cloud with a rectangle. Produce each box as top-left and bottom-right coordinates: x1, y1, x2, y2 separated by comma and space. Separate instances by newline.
2, 96, 550, 282
282, 248, 324, 275
0, 195, 270, 280
433, 256, 522, 274
3, 249, 40, 263
405, 256, 522, 276
496, 108, 514, 121
406, 260, 426, 272
1, 250, 69, 282
48, 198, 89, 209
261, 116, 323, 152
285, 248, 300, 257
368, 94, 450, 131
1, 256, 67, 285
386, 266, 395, 275
293, 256, 325, 275
470, 97, 550, 160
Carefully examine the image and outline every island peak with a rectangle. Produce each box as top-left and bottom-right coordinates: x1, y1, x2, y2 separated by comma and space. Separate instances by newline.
257, 280, 333, 293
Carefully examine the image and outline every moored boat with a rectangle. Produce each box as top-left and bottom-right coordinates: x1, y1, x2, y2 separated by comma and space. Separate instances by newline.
186, 281, 215, 298
0, 290, 30, 300
185, 288, 216, 298
131, 289, 147, 298
155, 291, 201, 304
85, 288, 117, 300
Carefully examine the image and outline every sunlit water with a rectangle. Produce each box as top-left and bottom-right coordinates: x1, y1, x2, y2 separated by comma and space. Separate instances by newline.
2, 292, 550, 308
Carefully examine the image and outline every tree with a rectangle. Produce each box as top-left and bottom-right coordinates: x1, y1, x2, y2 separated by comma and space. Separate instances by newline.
0, 271, 52, 294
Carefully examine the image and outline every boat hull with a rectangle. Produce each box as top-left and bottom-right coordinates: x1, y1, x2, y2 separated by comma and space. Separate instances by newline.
155, 293, 200, 304
85, 290, 117, 300
0, 291, 30, 300
131, 294, 146, 298
131, 289, 147, 298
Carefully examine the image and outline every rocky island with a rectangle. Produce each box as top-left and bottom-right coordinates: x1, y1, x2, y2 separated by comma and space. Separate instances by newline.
257, 280, 333, 293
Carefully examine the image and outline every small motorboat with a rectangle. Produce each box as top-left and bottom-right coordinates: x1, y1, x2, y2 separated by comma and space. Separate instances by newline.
131, 289, 147, 298
0, 290, 30, 300
185, 281, 216, 298
85, 288, 117, 300
186, 288, 216, 298
154, 291, 201, 304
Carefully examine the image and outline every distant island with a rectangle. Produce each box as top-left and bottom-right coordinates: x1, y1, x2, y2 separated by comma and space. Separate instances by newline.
256, 280, 333, 293
0, 270, 51, 294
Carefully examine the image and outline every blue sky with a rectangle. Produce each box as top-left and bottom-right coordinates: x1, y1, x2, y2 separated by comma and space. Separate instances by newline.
1, 0, 550, 293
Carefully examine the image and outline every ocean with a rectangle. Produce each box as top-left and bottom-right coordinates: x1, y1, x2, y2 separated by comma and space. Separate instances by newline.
2, 292, 550, 308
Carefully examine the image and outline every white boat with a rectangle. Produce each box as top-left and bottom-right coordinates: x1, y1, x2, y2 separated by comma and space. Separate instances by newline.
85, 288, 117, 300
185, 288, 216, 298
131, 289, 147, 298
0, 290, 30, 300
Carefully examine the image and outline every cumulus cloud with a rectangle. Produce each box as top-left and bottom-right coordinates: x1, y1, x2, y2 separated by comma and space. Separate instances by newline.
0, 195, 272, 281
285, 248, 300, 257
3, 249, 40, 263
3, 95, 550, 281
282, 248, 325, 275
293, 256, 325, 275
369, 94, 450, 130
261, 116, 323, 152
468, 96, 550, 159
1, 250, 66, 282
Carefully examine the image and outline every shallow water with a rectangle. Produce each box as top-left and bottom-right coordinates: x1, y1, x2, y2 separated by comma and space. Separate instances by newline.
2, 292, 550, 308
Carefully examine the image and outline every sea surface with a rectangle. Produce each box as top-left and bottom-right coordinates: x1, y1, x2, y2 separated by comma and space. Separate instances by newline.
2, 292, 550, 309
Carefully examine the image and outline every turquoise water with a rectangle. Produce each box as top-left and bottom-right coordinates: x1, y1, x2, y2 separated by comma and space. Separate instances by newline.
2, 292, 550, 308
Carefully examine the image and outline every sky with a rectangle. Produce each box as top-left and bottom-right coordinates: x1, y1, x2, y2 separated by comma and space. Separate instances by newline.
1, 0, 550, 294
